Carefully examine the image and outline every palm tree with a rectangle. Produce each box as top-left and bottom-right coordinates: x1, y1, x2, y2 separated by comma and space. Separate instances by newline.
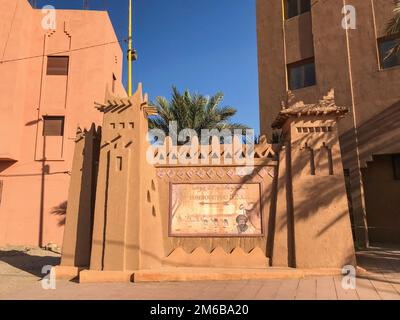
385, 1, 400, 59
148, 87, 249, 144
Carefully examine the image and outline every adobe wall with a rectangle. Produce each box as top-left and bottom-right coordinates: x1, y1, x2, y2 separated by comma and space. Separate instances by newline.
280, 116, 355, 268
58, 87, 356, 279
154, 161, 277, 269
86, 84, 280, 271
61, 125, 100, 267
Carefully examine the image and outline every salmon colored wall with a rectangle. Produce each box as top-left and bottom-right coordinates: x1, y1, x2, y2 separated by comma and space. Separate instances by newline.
0, 0, 126, 247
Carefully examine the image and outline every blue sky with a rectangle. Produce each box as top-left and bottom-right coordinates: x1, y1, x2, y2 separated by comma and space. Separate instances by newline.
35, 0, 260, 133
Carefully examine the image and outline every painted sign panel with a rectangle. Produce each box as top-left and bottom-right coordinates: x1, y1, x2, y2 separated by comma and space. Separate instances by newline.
170, 183, 263, 237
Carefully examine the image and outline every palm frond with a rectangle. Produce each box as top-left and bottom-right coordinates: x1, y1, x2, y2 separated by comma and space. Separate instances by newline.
384, 1, 400, 60
386, 2, 400, 35
385, 40, 400, 61
148, 87, 248, 144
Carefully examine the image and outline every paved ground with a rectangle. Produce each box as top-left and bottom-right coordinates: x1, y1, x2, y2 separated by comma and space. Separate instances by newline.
0, 246, 400, 300
0, 247, 60, 297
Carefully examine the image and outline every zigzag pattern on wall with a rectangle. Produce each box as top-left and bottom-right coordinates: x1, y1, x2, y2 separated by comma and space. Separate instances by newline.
156, 167, 276, 180
164, 246, 269, 268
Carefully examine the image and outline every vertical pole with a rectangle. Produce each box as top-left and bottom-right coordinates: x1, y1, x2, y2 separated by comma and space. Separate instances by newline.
281, 0, 288, 90
39, 136, 47, 248
128, 0, 133, 96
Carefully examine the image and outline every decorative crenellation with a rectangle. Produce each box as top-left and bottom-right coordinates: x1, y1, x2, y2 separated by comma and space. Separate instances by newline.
95, 90, 157, 118
156, 166, 275, 181
95, 97, 133, 114
150, 135, 277, 167
109, 122, 135, 130
74, 125, 101, 144
296, 126, 333, 134
272, 89, 348, 129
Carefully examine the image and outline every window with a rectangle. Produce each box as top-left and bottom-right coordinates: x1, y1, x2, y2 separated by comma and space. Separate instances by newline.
322, 144, 334, 176
46, 56, 69, 75
285, 0, 311, 19
112, 74, 117, 93
378, 37, 400, 69
43, 116, 65, 136
287, 58, 316, 90
116, 156, 123, 171
343, 169, 354, 217
392, 154, 400, 180
308, 146, 315, 176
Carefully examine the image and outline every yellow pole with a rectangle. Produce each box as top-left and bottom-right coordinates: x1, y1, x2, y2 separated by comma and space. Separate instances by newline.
281, 0, 288, 89
128, 0, 133, 96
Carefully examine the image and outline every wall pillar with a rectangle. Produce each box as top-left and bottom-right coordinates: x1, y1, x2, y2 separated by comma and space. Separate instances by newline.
271, 90, 357, 268
60, 124, 100, 268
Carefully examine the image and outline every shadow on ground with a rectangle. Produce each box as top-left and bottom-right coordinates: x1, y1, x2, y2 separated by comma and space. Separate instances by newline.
0, 250, 60, 278
356, 245, 400, 288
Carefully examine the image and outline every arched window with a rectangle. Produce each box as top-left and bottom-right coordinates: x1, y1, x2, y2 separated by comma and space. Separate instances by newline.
305, 143, 315, 176
322, 143, 334, 175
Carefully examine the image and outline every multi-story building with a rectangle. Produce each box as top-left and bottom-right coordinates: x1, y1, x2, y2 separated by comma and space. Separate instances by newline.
256, 0, 400, 246
0, 0, 126, 246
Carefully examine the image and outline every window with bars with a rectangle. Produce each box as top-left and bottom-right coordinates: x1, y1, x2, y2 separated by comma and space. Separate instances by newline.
43, 116, 65, 136
46, 56, 69, 75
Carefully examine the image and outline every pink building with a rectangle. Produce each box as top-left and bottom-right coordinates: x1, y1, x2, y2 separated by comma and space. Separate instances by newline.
0, 0, 126, 247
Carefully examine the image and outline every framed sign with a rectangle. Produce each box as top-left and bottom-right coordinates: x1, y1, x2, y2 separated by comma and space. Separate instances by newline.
169, 183, 263, 237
